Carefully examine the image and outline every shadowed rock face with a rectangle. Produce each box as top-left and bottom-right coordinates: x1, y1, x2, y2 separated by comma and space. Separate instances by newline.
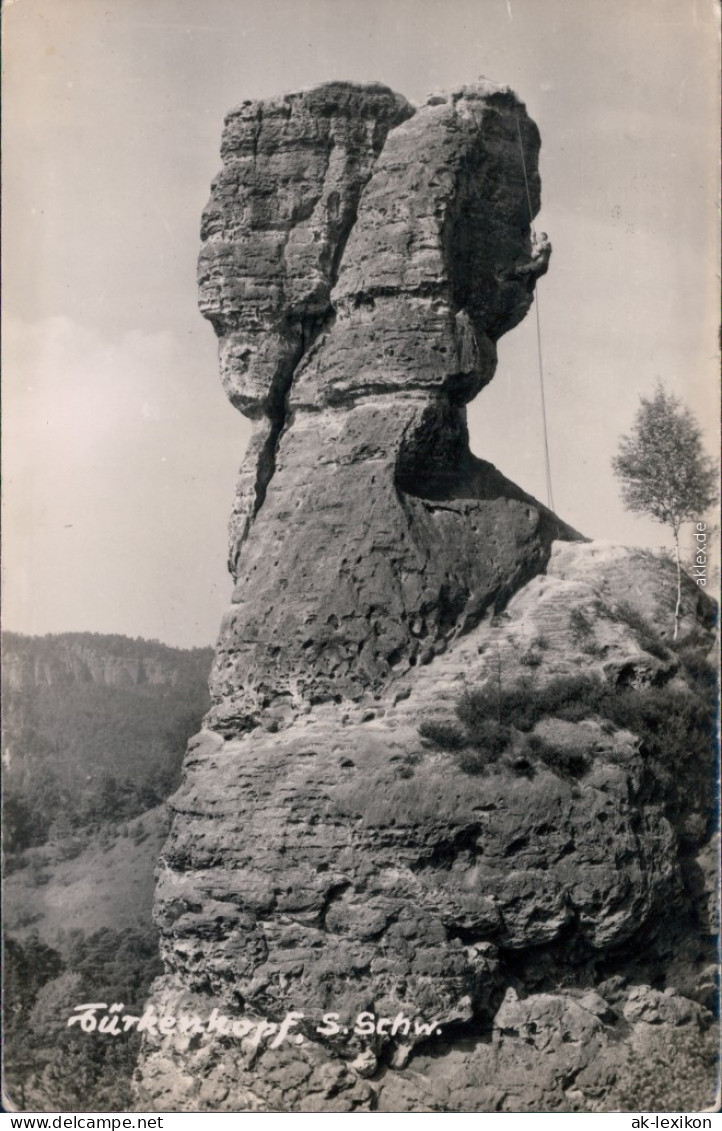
198, 80, 573, 733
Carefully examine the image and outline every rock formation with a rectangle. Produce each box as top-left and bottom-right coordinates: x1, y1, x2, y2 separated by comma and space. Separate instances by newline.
197, 80, 570, 733
136, 81, 719, 1112
1, 633, 211, 691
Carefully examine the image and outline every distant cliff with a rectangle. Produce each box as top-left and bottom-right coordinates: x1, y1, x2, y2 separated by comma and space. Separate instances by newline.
2, 631, 212, 691
2, 633, 213, 851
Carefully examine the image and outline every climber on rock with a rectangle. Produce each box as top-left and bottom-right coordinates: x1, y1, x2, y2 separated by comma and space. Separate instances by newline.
503, 230, 551, 281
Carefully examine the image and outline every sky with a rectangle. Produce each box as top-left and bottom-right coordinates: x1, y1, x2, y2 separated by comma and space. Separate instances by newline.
2, 0, 719, 648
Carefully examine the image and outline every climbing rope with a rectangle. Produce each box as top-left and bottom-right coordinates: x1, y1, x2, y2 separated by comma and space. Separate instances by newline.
515, 116, 556, 515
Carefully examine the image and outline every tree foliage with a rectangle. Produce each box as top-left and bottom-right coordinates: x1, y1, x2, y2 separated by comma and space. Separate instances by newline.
3, 928, 163, 1111
612, 384, 717, 637
612, 383, 717, 537
2, 633, 213, 853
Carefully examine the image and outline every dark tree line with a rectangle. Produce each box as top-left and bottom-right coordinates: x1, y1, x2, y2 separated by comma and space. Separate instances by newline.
2, 634, 213, 853
4, 928, 163, 1112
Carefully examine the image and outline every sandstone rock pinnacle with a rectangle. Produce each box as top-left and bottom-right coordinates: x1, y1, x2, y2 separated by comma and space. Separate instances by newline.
198, 80, 576, 734
136, 81, 718, 1114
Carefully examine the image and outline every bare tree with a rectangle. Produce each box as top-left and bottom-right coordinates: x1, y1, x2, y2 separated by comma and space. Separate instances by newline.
612, 383, 718, 640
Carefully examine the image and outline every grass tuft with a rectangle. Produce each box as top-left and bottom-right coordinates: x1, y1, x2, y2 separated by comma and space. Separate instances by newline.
418, 719, 467, 750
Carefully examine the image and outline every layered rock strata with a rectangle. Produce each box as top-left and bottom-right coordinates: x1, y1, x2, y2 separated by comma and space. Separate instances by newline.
138, 543, 717, 1112
137, 81, 719, 1112
198, 80, 571, 733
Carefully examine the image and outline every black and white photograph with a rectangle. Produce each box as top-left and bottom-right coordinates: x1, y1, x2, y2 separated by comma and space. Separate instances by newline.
2, 0, 720, 1117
